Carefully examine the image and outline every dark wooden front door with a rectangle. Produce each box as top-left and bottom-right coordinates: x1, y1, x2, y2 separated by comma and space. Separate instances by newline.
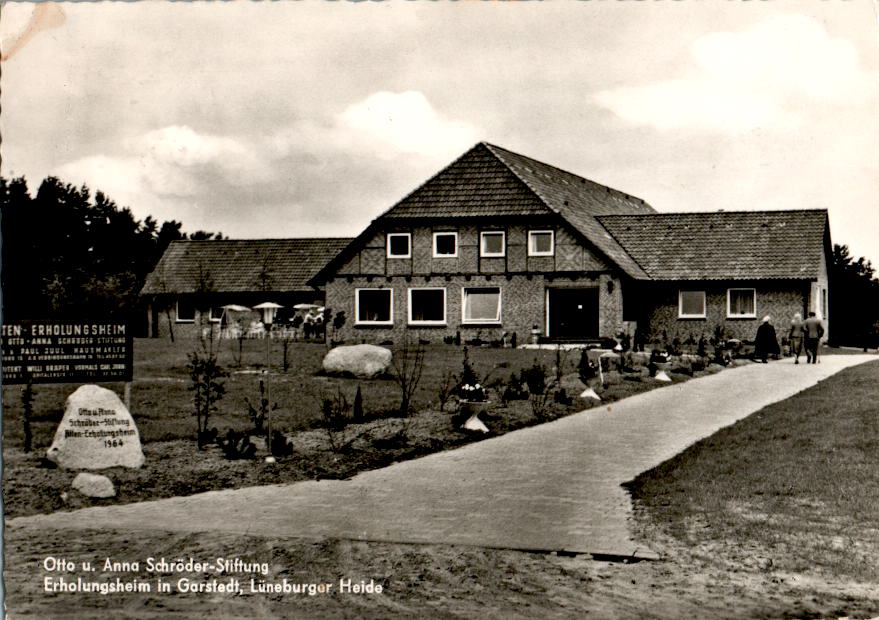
548, 288, 598, 340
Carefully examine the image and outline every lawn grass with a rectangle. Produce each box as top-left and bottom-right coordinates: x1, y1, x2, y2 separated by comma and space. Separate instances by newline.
627, 358, 879, 582
3, 338, 690, 518
2, 339, 593, 446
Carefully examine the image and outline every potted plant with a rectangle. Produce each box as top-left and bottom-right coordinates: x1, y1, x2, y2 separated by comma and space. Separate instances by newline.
453, 348, 490, 431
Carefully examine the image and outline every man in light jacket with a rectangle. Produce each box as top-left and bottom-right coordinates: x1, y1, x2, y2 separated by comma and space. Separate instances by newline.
803, 311, 825, 364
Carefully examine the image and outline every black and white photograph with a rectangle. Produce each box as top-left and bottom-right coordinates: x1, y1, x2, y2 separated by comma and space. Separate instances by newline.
2, 0, 879, 617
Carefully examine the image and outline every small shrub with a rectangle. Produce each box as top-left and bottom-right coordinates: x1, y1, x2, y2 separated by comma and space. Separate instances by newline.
187, 346, 227, 448
436, 370, 457, 412
553, 388, 573, 406
578, 349, 598, 383
456, 347, 486, 401
522, 360, 547, 396
352, 385, 364, 421
502, 371, 528, 402
270, 430, 295, 457
391, 338, 426, 418
244, 379, 278, 436
217, 429, 257, 460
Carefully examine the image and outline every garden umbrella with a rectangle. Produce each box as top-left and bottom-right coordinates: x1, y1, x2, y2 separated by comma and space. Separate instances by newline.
254, 302, 283, 325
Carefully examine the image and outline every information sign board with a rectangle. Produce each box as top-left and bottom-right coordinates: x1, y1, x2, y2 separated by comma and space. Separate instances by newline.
1, 322, 133, 384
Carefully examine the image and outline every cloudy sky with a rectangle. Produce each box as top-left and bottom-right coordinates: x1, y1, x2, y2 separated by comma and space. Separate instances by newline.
2, 1, 877, 266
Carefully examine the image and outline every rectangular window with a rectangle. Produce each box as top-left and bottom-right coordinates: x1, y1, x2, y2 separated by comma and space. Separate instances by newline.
356, 288, 393, 325
462, 287, 502, 323
386, 233, 411, 258
528, 230, 554, 256
727, 288, 756, 318
176, 299, 195, 323
678, 290, 706, 319
480, 231, 505, 257
208, 305, 225, 323
408, 288, 446, 325
432, 232, 458, 258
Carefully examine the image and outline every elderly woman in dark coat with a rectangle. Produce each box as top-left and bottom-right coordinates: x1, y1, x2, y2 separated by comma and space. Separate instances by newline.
754, 315, 781, 363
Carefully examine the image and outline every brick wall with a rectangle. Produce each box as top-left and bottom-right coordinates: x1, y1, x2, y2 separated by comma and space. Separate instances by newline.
639, 281, 812, 343
325, 273, 621, 345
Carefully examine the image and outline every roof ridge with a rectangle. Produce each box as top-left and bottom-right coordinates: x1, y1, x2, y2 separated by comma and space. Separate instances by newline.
169, 237, 355, 244
598, 208, 829, 219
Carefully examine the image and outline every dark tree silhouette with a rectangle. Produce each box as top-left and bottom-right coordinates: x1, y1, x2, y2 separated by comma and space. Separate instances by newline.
830, 244, 879, 348
1, 175, 219, 331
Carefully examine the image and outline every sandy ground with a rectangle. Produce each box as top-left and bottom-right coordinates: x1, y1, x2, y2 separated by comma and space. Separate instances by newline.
5, 523, 878, 619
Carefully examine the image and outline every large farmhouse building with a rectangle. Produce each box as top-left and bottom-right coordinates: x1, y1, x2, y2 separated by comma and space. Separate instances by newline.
143, 143, 831, 345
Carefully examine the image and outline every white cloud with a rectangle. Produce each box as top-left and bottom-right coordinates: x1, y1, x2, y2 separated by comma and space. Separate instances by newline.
337, 91, 478, 159
594, 14, 878, 133
51, 94, 479, 235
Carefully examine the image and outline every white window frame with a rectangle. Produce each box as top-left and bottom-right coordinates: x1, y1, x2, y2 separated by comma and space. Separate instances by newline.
480, 231, 506, 257
678, 290, 706, 319
407, 287, 447, 325
432, 232, 458, 258
461, 287, 502, 324
208, 305, 224, 323
386, 233, 411, 259
528, 230, 555, 256
355, 288, 394, 325
726, 288, 757, 319
176, 299, 195, 323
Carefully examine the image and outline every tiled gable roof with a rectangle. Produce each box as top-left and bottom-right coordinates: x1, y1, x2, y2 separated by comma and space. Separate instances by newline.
380, 143, 551, 218
376, 142, 655, 278
598, 210, 829, 280
141, 238, 353, 295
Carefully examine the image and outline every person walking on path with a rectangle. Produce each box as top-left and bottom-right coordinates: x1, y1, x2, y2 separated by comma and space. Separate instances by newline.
789, 313, 804, 364
803, 311, 825, 364
754, 316, 780, 363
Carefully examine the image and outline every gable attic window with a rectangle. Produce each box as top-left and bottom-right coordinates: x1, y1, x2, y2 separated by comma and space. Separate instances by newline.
408, 288, 446, 325
176, 299, 195, 323
462, 287, 502, 323
356, 288, 393, 325
528, 230, 554, 256
727, 288, 756, 318
433, 232, 458, 258
480, 231, 505, 257
386, 233, 411, 259
678, 290, 706, 319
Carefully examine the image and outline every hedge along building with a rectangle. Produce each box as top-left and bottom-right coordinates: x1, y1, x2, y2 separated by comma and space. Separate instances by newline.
141, 238, 352, 339
312, 142, 831, 345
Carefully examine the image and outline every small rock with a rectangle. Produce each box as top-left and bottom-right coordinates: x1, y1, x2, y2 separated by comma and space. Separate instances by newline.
71, 473, 116, 498
655, 370, 672, 382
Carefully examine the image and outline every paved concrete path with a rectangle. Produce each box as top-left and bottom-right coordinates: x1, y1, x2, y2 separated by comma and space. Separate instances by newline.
10, 355, 876, 557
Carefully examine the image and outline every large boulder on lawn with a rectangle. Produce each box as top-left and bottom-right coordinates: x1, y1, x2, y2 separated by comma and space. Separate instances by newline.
46, 385, 145, 469
322, 344, 392, 379
71, 472, 116, 498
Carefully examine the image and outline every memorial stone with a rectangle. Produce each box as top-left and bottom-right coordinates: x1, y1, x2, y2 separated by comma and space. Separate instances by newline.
46, 385, 145, 469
